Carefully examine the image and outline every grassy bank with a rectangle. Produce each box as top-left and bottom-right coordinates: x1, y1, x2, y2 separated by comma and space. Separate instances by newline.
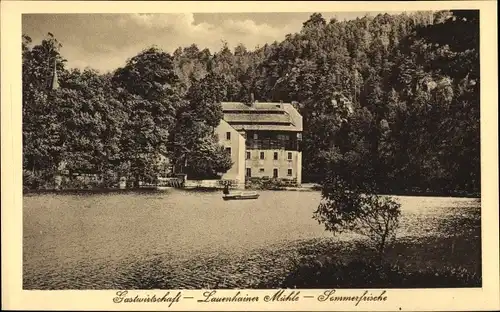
255, 213, 481, 288
268, 235, 481, 288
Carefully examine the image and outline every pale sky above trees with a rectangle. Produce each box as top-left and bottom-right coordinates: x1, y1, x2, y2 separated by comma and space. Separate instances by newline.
23, 12, 402, 73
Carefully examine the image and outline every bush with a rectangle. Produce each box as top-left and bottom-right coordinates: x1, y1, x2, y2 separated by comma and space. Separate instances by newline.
101, 170, 119, 188
60, 177, 89, 189
23, 170, 53, 191
245, 178, 290, 190
314, 176, 401, 259
23, 170, 39, 191
282, 258, 481, 288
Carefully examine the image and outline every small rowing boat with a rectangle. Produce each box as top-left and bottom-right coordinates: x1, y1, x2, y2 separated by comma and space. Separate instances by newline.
222, 191, 260, 200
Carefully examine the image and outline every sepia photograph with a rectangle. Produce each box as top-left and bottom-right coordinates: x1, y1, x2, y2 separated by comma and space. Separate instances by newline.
21, 9, 483, 290
2, 1, 499, 311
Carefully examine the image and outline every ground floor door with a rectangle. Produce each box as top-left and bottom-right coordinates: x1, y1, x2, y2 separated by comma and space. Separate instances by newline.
246, 168, 251, 177
273, 168, 278, 178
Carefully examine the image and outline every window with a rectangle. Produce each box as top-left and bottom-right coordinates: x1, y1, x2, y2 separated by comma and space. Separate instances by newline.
287, 152, 292, 160
259, 168, 265, 173
246, 168, 251, 177
226, 132, 231, 140
246, 151, 251, 160
225, 147, 231, 156
287, 169, 293, 176
273, 168, 278, 178
260, 151, 265, 160
253, 133, 258, 140
273, 152, 278, 160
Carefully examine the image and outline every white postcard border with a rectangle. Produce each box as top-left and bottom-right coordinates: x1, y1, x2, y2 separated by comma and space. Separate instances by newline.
2, 1, 499, 311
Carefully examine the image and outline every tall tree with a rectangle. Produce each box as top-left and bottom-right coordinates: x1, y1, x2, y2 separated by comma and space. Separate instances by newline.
22, 33, 67, 184
169, 71, 232, 178
113, 47, 184, 186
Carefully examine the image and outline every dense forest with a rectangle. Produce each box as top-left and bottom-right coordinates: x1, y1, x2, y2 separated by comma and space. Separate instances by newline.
22, 10, 480, 195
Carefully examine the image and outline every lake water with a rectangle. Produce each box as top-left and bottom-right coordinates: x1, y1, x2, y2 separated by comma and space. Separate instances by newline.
23, 189, 480, 289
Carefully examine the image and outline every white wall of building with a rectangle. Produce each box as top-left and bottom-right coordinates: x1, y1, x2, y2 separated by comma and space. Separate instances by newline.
245, 149, 301, 184
215, 120, 245, 188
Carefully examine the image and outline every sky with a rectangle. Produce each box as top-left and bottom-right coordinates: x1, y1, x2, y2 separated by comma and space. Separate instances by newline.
23, 12, 400, 73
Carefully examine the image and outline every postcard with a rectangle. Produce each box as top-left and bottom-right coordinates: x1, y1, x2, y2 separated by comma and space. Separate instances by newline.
1, 1, 499, 311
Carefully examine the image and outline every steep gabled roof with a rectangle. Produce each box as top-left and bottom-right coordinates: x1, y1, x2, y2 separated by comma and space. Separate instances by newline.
224, 113, 292, 124
221, 102, 303, 132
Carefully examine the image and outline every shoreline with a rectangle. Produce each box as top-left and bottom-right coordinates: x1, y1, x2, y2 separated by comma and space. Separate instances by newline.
23, 186, 481, 199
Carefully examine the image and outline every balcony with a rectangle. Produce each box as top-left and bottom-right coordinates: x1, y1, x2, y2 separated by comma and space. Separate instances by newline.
246, 139, 301, 151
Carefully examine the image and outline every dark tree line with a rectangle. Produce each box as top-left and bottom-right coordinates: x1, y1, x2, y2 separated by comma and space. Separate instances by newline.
23, 10, 480, 195
22, 38, 233, 189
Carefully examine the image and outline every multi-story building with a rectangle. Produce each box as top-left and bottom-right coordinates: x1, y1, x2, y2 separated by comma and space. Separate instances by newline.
215, 99, 303, 188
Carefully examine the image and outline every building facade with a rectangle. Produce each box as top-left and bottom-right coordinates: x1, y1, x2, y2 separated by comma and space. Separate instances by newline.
215, 119, 246, 187
218, 100, 303, 186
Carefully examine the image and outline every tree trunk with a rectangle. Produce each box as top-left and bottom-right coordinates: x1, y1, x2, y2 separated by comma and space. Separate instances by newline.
134, 174, 140, 188
378, 234, 387, 264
